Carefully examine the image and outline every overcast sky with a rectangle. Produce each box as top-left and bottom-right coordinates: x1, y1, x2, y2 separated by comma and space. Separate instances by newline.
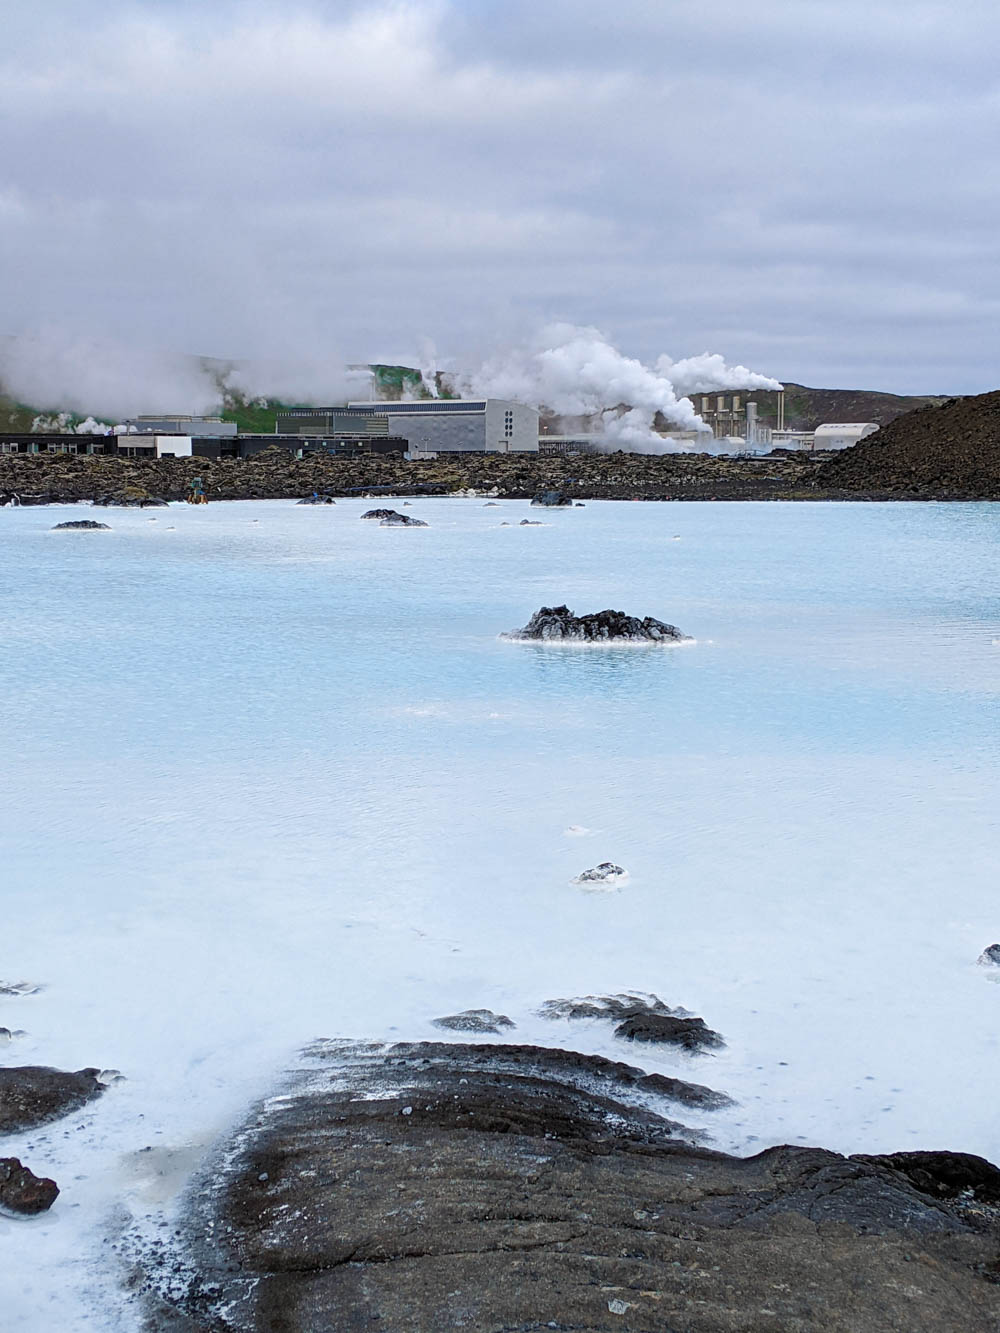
2, 0, 998, 397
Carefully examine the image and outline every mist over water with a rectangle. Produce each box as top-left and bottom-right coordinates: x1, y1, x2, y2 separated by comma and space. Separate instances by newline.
3, 498, 1000, 1327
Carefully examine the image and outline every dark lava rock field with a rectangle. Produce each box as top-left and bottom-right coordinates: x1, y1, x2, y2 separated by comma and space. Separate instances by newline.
136, 1034, 1000, 1333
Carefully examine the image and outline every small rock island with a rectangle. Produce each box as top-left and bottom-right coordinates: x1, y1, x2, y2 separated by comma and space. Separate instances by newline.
503, 604, 690, 642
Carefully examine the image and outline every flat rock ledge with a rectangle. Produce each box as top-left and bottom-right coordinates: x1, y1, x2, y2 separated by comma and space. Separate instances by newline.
139, 1040, 1000, 1333
0, 1066, 105, 1134
503, 605, 690, 643
51, 519, 110, 530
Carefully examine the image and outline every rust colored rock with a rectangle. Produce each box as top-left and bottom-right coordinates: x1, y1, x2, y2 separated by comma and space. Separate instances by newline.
0, 1158, 58, 1214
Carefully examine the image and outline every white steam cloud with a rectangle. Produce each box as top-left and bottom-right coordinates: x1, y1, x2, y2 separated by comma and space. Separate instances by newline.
0, 325, 781, 452
452, 323, 781, 452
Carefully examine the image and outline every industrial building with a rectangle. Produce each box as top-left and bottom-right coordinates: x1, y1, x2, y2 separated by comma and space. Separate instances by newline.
118, 416, 237, 437
813, 423, 879, 450
278, 400, 539, 458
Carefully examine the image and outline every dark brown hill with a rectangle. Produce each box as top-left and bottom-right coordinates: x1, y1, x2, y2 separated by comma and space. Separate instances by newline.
815, 390, 1000, 498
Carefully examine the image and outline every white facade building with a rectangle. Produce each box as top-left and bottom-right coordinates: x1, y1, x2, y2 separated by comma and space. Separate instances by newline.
813, 423, 879, 450
344, 399, 538, 458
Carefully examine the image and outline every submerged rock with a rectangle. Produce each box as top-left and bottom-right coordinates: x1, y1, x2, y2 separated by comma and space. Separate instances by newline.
0, 1066, 106, 1134
0, 1158, 59, 1215
432, 1009, 515, 1035
296, 494, 336, 505
146, 1038, 1000, 1333
0, 980, 43, 997
51, 519, 110, 531
518, 518, 542, 525
531, 489, 572, 507
573, 861, 628, 887
504, 604, 690, 642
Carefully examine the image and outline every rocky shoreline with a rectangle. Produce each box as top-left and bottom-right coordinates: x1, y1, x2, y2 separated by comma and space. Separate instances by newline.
4, 978, 1000, 1329
133, 1027, 1000, 1333
0, 449, 908, 505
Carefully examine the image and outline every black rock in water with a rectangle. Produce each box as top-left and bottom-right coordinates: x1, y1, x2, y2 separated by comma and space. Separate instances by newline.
0, 1066, 106, 1133
615, 1012, 725, 1052
519, 518, 542, 525
574, 861, 627, 885
432, 1009, 516, 1034
362, 507, 427, 526
504, 604, 689, 642
0, 1158, 59, 1215
978, 943, 1000, 966
531, 489, 572, 506
51, 519, 110, 530
380, 512, 428, 527
296, 494, 336, 505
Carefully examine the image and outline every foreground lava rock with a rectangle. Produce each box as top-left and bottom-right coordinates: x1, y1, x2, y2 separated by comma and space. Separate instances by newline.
141, 1039, 1000, 1332
0, 1066, 105, 1133
0, 1158, 59, 1215
504, 604, 690, 642
51, 519, 110, 530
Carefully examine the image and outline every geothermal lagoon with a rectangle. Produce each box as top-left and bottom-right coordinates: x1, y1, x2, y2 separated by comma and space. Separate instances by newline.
3, 496, 1000, 1327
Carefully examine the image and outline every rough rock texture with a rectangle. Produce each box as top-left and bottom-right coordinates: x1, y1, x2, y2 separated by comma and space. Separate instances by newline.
0, 1066, 105, 1134
978, 944, 1000, 967
504, 605, 690, 643
539, 992, 680, 1023
379, 512, 427, 527
146, 1039, 1000, 1332
0, 450, 857, 505
0, 1157, 59, 1215
574, 861, 628, 886
51, 519, 110, 530
360, 507, 399, 519
815, 389, 1000, 498
614, 1013, 725, 1052
431, 1009, 515, 1034
531, 489, 573, 506
296, 494, 336, 505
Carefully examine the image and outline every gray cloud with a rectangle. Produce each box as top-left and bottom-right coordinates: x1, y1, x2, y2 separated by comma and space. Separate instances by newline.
0, 0, 997, 406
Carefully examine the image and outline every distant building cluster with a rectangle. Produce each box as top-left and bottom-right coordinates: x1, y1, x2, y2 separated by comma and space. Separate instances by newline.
0, 390, 879, 459
0, 399, 540, 461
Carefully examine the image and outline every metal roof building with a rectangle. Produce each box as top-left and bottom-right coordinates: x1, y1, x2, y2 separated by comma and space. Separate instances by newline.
813, 423, 879, 450
278, 400, 538, 458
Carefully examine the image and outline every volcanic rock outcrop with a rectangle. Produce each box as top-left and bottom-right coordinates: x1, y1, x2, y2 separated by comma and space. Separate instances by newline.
815, 389, 1000, 498
504, 605, 690, 643
141, 1037, 1000, 1333
361, 507, 427, 526
0, 1158, 59, 1215
51, 519, 110, 530
431, 1009, 515, 1034
0, 1066, 106, 1134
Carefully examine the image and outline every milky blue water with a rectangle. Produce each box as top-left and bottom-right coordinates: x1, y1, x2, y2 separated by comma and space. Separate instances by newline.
2, 496, 1000, 1327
